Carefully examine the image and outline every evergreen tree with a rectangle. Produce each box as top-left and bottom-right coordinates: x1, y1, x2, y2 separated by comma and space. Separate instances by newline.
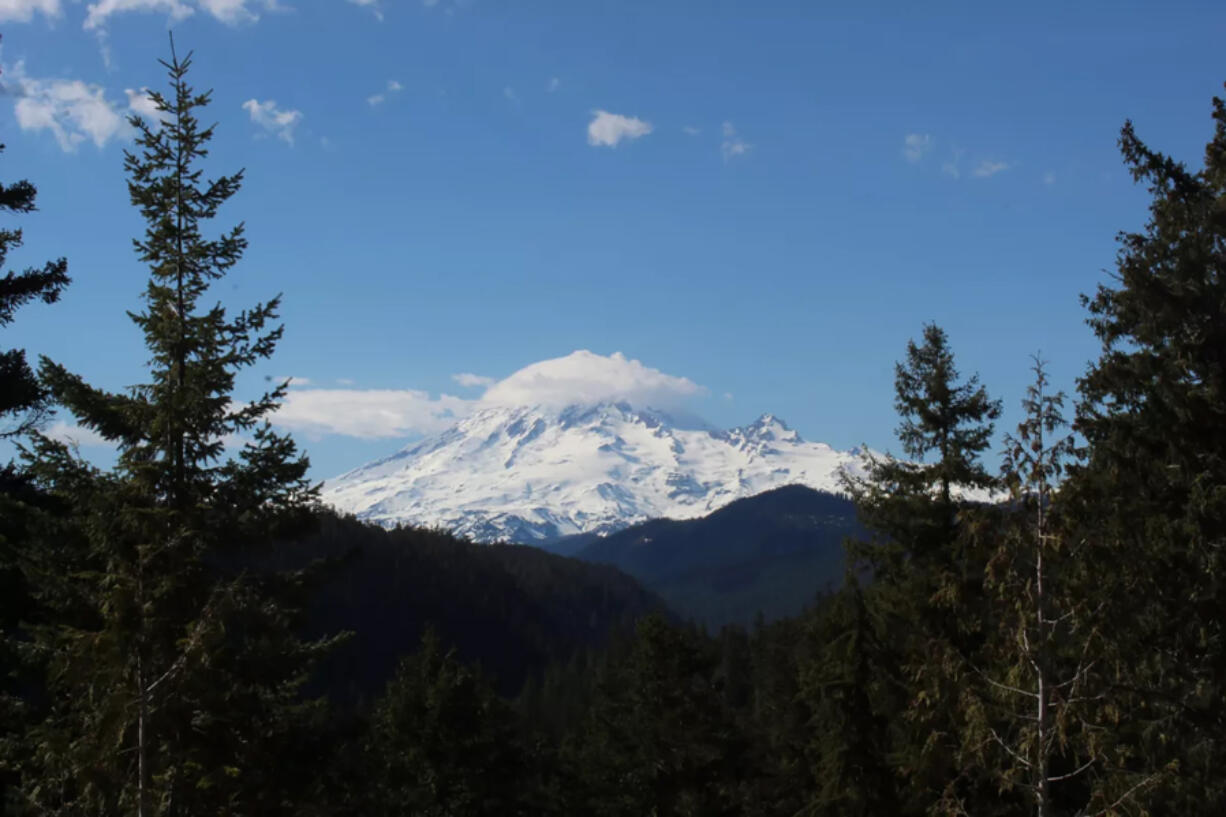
843, 323, 1002, 815
0, 146, 70, 441
797, 580, 901, 817
961, 358, 1135, 816
364, 629, 530, 817
15, 43, 334, 815
1068, 83, 1226, 814
849, 323, 1001, 579
0, 141, 70, 814
575, 614, 744, 817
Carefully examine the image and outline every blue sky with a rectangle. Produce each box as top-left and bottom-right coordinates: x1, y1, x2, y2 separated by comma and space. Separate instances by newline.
2, 0, 1224, 480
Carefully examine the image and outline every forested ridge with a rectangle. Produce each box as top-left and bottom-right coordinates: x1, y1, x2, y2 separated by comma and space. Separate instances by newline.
2, 46, 1225, 816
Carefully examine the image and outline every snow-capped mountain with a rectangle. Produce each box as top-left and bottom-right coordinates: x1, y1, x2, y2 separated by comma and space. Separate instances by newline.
322, 401, 869, 543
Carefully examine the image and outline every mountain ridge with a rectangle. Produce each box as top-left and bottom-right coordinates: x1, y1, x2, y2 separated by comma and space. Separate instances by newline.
323, 401, 870, 543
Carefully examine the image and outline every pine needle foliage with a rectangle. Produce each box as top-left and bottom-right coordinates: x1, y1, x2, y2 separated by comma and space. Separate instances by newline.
0, 144, 70, 440
15, 41, 335, 816
1067, 82, 1226, 815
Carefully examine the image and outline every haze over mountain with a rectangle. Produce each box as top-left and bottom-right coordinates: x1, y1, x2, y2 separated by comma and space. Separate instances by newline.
322, 397, 870, 543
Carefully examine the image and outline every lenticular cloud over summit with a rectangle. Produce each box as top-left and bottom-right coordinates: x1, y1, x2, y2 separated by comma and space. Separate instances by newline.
481, 350, 706, 410
315, 350, 868, 541
272, 351, 708, 440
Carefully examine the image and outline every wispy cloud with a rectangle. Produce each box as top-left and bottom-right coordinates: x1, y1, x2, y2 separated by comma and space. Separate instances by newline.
3, 61, 129, 152
44, 421, 110, 448
84, 0, 191, 30
0, 0, 62, 23
452, 373, 495, 389
587, 109, 652, 148
547, 77, 560, 93
83, 0, 277, 29
367, 78, 403, 107
682, 125, 700, 136
973, 159, 1010, 178
902, 132, 932, 163
503, 85, 518, 104
125, 86, 165, 121
242, 98, 302, 145
347, 0, 382, 20
942, 148, 964, 179
720, 121, 750, 161
1043, 170, 1056, 186
273, 388, 470, 439
196, 0, 262, 24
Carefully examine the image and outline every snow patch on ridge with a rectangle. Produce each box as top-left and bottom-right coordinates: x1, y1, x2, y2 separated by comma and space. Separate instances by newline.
323, 402, 869, 543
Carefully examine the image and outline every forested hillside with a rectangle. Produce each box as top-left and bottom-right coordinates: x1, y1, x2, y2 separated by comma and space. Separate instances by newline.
1, 45, 1224, 816
571, 484, 861, 628
280, 511, 665, 701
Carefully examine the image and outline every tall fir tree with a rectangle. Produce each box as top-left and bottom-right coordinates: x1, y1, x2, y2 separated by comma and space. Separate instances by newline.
843, 323, 1002, 815
849, 322, 1001, 579
1067, 83, 1226, 814
14, 42, 335, 816
0, 141, 70, 813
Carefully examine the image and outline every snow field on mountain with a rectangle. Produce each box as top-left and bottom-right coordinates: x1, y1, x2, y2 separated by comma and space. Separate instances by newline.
323, 402, 869, 542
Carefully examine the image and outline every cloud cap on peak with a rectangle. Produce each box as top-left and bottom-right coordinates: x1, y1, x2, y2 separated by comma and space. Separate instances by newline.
481, 350, 706, 410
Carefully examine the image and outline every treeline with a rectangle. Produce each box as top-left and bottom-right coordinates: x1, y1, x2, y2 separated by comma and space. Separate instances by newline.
2, 45, 1225, 816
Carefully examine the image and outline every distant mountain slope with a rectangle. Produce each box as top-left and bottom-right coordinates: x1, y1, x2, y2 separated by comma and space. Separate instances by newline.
283, 512, 666, 701
570, 485, 863, 628
323, 401, 869, 543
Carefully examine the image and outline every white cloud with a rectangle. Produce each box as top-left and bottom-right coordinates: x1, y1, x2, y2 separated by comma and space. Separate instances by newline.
273, 388, 470, 439
587, 109, 652, 148
1043, 170, 1056, 186
275, 375, 312, 387
44, 421, 110, 448
270, 352, 708, 439
547, 77, 560, 93
367, 78, 403, 106
84, 0, 278, 28
503, 86, 518, 103
125, 86, 165, 121
902, 132, 931, 163
720, 121, 750, 161
0, 0, 61, 22
84, 0, 193, 29
453, 373, 495, 389
3, 62, 129, 152
482, 350, 706, 410
197, 0, 257, 24
347, 0, 382, 20
242, 98, 302, 145
682, 125, 700, 136
336, 377, 354, 386
973, 159, 1010, 178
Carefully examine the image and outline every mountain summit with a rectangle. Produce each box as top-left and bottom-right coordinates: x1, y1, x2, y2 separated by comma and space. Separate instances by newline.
322, 401, 867, 543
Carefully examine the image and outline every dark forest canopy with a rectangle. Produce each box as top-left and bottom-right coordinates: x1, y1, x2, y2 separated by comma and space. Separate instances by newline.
2, 46, 1224, 817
